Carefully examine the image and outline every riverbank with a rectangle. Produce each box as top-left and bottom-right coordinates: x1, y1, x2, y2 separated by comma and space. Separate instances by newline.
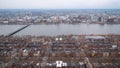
1, 23, 120, 25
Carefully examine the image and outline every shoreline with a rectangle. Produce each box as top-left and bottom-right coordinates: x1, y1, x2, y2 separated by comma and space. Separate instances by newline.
1, 34, 120, 38
1, 23, 120, 25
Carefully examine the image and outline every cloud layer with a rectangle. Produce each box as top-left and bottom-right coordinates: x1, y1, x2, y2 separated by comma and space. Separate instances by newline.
0, 0, 120, 9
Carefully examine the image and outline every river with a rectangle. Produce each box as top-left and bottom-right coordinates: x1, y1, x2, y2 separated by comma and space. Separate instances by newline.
0, 24, 120, 36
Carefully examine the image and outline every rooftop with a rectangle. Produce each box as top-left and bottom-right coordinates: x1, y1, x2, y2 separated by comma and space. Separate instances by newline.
85, 36, 105, 39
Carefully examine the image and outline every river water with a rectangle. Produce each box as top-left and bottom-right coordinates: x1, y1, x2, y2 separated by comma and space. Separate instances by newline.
0, 24, 120, 36
0, 25, 25, 36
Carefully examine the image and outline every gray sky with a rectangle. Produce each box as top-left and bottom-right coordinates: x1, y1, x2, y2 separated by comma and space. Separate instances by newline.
0, 0, 120, 9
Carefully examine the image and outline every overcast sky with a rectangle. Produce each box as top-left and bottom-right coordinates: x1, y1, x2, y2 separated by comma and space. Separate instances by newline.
0, 0, 120, 9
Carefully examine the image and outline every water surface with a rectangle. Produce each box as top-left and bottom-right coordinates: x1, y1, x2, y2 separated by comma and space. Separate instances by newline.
14, 24, 120, 36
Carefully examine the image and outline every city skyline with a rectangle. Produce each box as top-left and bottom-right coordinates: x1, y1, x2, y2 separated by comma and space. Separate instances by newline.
0, 0, 120, 9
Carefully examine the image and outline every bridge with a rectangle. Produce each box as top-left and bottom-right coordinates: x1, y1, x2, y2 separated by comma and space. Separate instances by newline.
6, 24, 30, 37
